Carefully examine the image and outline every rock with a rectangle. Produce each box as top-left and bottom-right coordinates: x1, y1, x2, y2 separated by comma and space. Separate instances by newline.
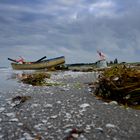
79, 103, 90, 108
109, 101, 118, 105
64, 128, 72, 133
42, 120, 47, 123
34, 124, 43, 130
10, 118, 19, 122
63, 124, 73, 129
113, 77, 119, 81
50, 115, 58, 119
6, 112, 15, 118
18, 123, 23, 126
65, 113, 71, 119
44, 104, 53, 108
23, 133, 33, 140
56, 101, 61, 104
71, 133, 79, 138
106, 124, 116, 128
0, 135, 3, 139
85, 125, 91, 131
0, 107, 5, 113
95, 127, 104, 133
31, 104, 39, 108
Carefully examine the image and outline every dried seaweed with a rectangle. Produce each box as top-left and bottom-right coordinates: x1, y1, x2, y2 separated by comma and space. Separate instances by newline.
12, 95, 31, 107
93, 65, 140, 109
21, 72, 51, 86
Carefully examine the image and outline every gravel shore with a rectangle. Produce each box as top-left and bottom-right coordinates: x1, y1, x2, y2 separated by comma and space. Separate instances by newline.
0, 71, 140, 140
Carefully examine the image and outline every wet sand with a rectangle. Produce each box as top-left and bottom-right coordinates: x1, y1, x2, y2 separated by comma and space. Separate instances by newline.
0, 71, 140, 140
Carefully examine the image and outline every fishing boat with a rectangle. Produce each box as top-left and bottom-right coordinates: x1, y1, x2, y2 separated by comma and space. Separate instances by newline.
9, 56, 65, 70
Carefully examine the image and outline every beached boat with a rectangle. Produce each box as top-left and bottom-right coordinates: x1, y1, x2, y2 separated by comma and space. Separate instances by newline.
10, 56, 65, 70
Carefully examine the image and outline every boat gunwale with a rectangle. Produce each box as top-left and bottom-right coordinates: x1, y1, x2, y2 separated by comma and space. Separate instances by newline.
11, 56, 65, 70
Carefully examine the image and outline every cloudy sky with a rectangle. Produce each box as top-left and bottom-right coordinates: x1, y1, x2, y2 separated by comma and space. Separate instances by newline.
0, 0, 140, 66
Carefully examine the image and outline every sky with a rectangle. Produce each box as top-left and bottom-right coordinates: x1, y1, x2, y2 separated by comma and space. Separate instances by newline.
0, 0, 140, 66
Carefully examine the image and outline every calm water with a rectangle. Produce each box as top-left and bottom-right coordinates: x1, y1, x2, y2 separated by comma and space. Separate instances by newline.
0, 67, 98, 92
0, 67, 20, 92
0, 68, 36, 92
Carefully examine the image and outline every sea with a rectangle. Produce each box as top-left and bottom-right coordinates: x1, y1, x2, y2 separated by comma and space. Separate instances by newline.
0, 67, 21, 92
0, 67, 98, 93
0, 66, 98, 110
0, 67, 37, 93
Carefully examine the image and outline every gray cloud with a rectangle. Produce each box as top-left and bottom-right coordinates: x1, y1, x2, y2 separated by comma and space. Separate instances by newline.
0, 0, 140, 66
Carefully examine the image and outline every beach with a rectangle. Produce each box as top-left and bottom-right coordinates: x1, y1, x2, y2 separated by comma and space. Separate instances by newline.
0, 69, 140, 140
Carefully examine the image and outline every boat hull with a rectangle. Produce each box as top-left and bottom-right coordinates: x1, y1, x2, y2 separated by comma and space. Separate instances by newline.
11, 56, 65, 70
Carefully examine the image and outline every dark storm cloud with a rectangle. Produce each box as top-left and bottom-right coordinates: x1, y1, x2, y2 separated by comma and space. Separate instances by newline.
0, 0, 140, 66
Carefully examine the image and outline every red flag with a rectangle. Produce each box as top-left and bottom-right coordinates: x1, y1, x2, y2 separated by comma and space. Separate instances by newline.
97, 50, 106, 60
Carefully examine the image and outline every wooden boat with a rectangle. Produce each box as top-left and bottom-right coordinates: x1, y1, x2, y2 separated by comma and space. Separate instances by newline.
10, 56, 65, 70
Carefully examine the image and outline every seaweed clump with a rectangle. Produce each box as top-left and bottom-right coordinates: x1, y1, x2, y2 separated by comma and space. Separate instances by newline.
12, 95, 31, 107
93, 65, 140, 109
21, 72, 51, 86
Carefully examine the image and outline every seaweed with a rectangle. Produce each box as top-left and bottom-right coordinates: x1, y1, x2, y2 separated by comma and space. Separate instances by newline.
12, 95, 31, 107
20, 72, 63, 86
92, 65, 140, 109
21, 72, 51, 86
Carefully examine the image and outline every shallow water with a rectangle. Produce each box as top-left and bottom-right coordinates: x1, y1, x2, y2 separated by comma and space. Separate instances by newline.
0, 68, 36, 92
0, 68, 97, 92
0, 68, 18, 92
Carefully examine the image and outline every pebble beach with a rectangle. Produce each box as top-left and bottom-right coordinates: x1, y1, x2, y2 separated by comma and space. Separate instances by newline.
0, 69, 140, 140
